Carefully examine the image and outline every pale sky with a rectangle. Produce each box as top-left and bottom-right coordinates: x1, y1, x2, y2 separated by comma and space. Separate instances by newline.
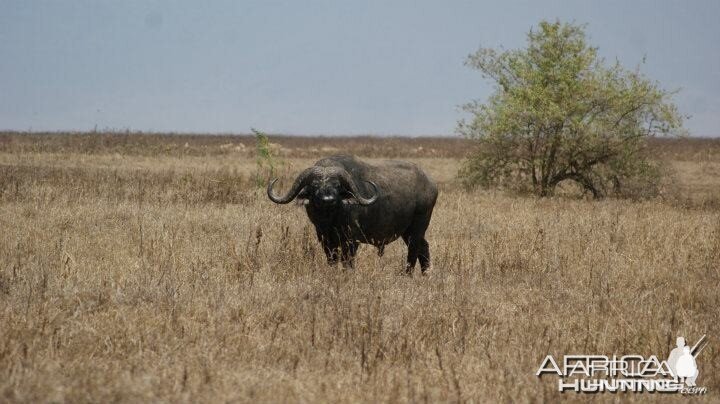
1, 0, 718, 136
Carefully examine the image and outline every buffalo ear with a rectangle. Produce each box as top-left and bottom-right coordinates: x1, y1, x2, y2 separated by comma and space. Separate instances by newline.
341, 190, 359, 205
295, 187, 310, 205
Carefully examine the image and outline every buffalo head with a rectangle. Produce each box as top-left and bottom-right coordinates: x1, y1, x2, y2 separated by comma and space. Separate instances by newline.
267, 167, 378, 207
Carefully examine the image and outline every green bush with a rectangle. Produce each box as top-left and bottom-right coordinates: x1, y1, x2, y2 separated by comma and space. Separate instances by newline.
458, 20, 685, 199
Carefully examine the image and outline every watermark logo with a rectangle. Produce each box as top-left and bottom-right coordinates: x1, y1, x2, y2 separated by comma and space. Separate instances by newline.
536, 335, 708, 395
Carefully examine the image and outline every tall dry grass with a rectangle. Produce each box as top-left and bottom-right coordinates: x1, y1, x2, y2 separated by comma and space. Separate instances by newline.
0, 133, 719, 402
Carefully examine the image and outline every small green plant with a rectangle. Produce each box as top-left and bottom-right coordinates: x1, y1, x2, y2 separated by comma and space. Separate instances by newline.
252, 128, 277, 188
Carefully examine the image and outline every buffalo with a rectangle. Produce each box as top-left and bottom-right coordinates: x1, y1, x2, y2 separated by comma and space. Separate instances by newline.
267, 155, 438, 274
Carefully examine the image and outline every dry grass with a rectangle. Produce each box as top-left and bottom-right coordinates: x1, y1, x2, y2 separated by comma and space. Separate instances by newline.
1, 132, 719, 403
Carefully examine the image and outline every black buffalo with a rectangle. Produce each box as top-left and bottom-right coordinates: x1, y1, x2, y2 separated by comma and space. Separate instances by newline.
267, 155, 438, 273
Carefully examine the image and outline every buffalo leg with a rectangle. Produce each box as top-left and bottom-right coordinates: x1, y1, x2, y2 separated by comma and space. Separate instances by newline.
340, 241, 358, 269
323, 243, 340, 265
318, 233, 357, 269
403, 236, 431, 274
416, 239, 431, 273
318, 233, 341, 266
376, 244, 385, 257
402, 234, 419, 273
402, 214, 432, 275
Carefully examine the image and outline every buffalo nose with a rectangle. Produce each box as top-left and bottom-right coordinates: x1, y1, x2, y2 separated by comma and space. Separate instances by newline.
321, 195, 335, 203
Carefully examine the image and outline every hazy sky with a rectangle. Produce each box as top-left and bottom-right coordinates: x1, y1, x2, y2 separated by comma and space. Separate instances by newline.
1, 1, 718, 136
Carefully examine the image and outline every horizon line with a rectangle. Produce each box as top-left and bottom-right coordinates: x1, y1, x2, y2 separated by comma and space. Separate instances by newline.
1, 129, 717, 139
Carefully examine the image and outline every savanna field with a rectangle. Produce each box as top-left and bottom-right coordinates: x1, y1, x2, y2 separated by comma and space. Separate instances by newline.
1, 132, 719, 403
